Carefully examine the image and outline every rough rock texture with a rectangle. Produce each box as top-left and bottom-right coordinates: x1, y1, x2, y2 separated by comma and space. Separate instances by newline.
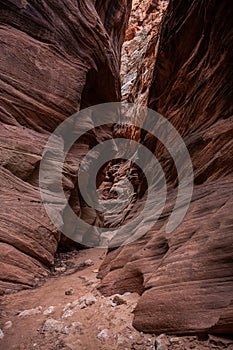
0, 0, 132, 293
1, 0, 233, 338
99, 0, 233, 335
121, 0, 168, 105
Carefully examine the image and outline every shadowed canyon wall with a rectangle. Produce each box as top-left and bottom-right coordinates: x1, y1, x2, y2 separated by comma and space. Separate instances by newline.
0, 0, 132, 293
99, 0, 233, 335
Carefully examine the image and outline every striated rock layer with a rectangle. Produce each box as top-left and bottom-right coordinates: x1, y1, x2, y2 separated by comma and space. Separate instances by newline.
99, 0, 233, 335
1, 0, 232, 337
0, 0, 132, 293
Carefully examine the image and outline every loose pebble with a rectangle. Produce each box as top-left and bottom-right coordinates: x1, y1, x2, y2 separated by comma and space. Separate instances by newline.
97, 329, 108, 340
84, 259, 94, 266
18, 306, 42, 317
79, 295, 96, 309
117, 337, 125, 345
54, 266, 66, 273
67, 322, 82, 334
155, 334, 169, 350
112, 294, 127, 305
63, 302, 72, 311
43, 306, 55, 315
4, 321, 12, 329
62, 309, 74, 319
106, 298, 117, 307
65, 288, 74, 295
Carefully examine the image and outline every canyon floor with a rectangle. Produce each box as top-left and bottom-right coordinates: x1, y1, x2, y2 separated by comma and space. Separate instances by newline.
0, 248, 232, 350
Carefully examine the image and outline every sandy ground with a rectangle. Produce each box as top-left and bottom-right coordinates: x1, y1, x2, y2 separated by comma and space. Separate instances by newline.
0, 248, 232, 350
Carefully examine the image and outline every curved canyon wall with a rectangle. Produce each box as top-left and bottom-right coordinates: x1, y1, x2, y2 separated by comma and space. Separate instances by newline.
99, 0, 233, 335
0, 0, 132, 293
0, 0, 232, 337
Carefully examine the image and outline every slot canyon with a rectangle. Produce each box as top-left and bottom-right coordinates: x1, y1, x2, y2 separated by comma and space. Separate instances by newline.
0, 0, 232, 349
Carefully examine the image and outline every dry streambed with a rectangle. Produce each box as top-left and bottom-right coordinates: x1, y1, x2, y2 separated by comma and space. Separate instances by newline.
0, 249, 232, 350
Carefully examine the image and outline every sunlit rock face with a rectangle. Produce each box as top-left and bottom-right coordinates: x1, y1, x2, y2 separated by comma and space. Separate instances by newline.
0, 0, 132, 293
121, 0, 168, 105
99, 0, 233, 335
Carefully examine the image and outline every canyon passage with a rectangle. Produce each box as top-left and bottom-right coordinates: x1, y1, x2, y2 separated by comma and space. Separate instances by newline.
0, 0, 232, 349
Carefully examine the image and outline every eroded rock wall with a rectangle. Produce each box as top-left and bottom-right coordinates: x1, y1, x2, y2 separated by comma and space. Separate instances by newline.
99, 0, 233, 335
0, 0, 132, 293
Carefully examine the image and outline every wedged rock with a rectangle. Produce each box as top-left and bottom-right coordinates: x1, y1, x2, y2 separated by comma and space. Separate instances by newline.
121, 0, 168, 106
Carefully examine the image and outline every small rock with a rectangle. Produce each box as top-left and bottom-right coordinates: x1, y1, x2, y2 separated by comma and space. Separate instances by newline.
170, 337, 180, 344
43, 306, 55, 315
79, 295, 96, 309
62, 309, 74, 318
117, 337, 125, 345
63, 302, 72, 311
155, 334, 169, 350
69, 322, 82, 334
54, 266, 66, 273
93, 269, 99, 273
57, 322, 82, 335
71, 299, 79, 307
106, 299, 117, 307
4, 321, 12, 329
18, 306, 42, 317
123, 292, 131, 296
65, 288, 74, 295
84, 259, 94, 266
79, 301, 86, 309
97, 329, 108, 340
0, 329, 4, 339
132, 343, 144, 350
61, 326, 70, 335
41, 318, 64, 333
112, 294, 127, 305
5, 289, 13, 295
